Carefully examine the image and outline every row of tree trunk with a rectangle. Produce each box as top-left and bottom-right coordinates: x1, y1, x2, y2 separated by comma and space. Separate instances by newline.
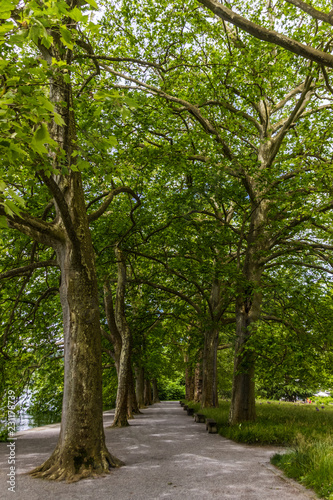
103, 247, 160, 427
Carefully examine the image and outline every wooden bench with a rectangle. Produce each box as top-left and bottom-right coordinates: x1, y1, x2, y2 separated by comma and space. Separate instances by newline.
186, 408, 194, 416
206, 418, 218, 433
194, 413, 205, 423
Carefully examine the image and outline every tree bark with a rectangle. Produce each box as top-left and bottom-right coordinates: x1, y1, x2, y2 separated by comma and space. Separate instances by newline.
194, 351, 203, 403
201, 278, 221, 408
229, 198, 268, 424
111, 247, 132, 428
127, 365, 140, 417
30, 178, 123, 481
103, 282, 122, 376
201, 327, 219, 407
152, 378, 160, 403
185, 355, 195, 401
144, 378, 152, 406
229, 294, 257, 424
135, 366, 145, 408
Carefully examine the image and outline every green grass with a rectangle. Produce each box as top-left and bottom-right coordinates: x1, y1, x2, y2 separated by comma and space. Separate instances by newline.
184, 399, 333, 498
271, 437, 333, 500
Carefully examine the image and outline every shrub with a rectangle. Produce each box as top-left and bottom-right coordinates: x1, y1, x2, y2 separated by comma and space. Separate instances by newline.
158, 377, 185, 400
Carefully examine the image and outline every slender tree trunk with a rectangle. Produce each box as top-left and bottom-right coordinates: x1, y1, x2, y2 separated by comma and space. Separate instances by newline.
144, 379, 152, 406
135, 366, 145, 408
194, 351, 203, 403
201, 327, 219, 407
104, 281, 139, 418
103, 282, 122, 376
152, 379, 160, 403
127, 365, 140, 417
185, 355, 195, 401
112, 247, 132, 428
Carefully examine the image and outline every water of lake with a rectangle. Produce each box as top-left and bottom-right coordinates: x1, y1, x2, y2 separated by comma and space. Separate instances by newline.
13, 412, 60, 432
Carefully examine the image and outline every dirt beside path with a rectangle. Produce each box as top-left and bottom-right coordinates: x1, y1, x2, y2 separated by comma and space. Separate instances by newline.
0, 401, 317, 499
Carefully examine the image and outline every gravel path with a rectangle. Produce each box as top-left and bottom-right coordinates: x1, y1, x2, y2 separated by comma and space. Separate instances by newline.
0, 401, 317, 499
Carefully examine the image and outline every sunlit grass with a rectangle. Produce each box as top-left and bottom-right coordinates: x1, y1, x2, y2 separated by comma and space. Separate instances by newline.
272, 436, 333, 499
185, 399, 333, 445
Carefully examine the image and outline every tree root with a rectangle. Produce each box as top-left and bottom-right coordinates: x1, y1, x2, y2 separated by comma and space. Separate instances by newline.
109, 419, 129, 428
28, 448, 124, 482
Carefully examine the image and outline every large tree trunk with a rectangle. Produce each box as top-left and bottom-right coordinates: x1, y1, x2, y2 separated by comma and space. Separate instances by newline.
30, 187, 123, 481
229, 294, 257, 424
201, 278, 221, 408
152, 379, 160, 403
201, 327, 219, 407
229, 196, 268, 424
135, 366, 145, 408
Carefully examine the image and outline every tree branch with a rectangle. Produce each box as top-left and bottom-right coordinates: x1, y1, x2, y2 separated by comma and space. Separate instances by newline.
197, 0, 333, 68
284, 0, 333, 25
129, 278, 202, 315
0, 260, 58, 280
0, 207, 64, 247
88, 186, 140, 222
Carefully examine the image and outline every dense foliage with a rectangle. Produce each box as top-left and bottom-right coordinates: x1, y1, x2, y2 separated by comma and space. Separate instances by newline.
1, 0, 333, 484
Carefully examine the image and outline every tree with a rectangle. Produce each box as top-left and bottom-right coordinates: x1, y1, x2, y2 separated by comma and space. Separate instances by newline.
1, 0, 124, 480
95, 0, 333, 423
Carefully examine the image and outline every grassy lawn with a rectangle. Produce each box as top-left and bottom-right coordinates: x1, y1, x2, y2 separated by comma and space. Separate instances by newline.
184, 399, 333, 499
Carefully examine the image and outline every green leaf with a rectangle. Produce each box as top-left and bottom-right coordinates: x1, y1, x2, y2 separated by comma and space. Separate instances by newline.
0, 215, 8, 228
0, 181, 6, 191
77, 159, 91, 171
68, 7, 84, 22
0, 11, 11, 20
121, 107, 130, 121
29, 25, 43, 45
4, 199, 22, 217
63, 73, 71, 83
7, 189, 25, 207
123, 97, 138, 109
38, 96, 54, 113
41, 33, 53, 49
34, 123, 49, 143
0, 22, 14, 35
85, 0, 98, 9
54, 112, 65, 126
59, 26, 72, 44
31, 123, 57, 154
105, 136, 117, 147
59, 26, 74, 50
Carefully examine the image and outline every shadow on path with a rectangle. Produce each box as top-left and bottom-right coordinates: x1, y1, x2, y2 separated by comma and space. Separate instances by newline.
0, 401, 317, 499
